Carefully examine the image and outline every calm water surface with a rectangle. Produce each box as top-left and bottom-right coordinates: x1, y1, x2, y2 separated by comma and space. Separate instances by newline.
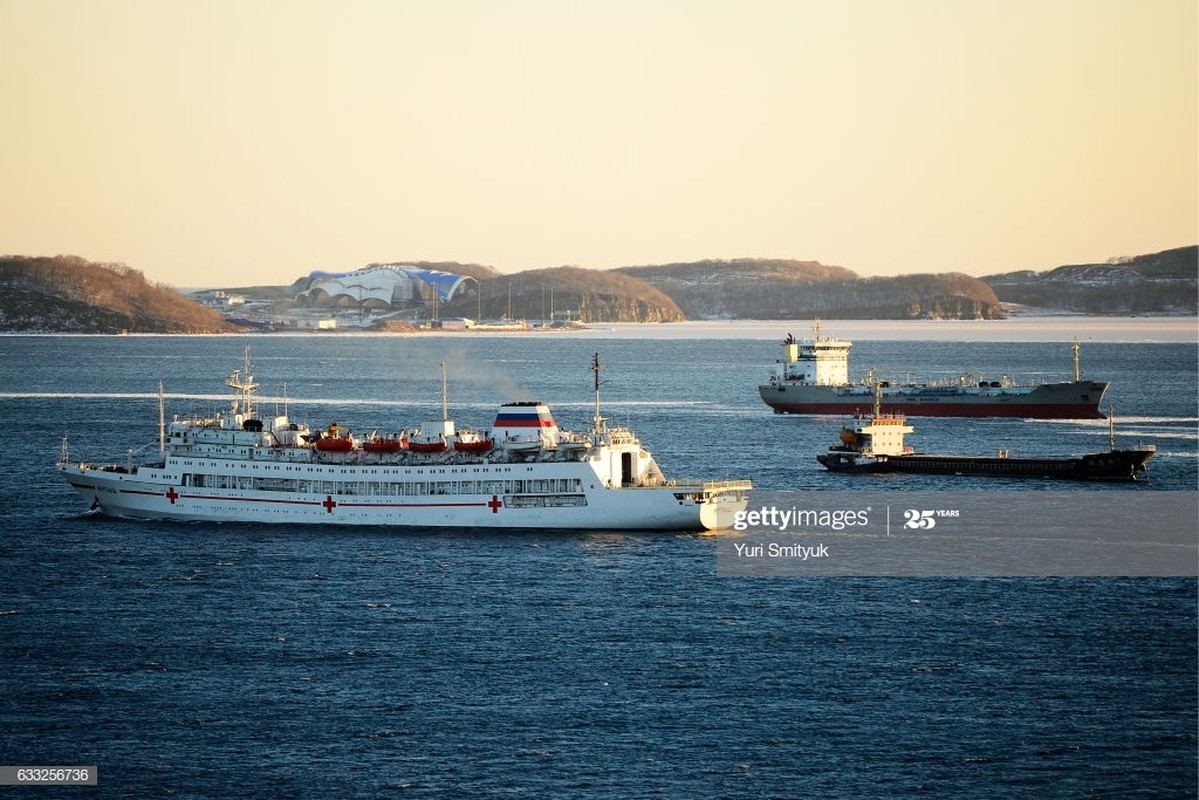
1, 326, 1195, 797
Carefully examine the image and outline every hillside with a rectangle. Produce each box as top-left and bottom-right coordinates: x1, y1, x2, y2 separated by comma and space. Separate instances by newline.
0, 255, 242, 333
21, 245, 1185, 333
444, 266, 684, 323
982, 246, 1198, 313
617, 259, 1003, 320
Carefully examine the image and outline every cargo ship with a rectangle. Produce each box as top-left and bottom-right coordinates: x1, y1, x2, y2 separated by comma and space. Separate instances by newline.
816, 394, 1154, 481
59, 352, 751, 531
760, 323, 1108, 418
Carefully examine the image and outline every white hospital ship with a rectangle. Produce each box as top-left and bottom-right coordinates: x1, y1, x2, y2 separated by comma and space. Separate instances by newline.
59, 352, 750, 531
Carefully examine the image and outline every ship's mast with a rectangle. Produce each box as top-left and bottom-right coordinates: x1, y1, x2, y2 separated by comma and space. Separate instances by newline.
226, 345, 258, 419
1072, 338, 1081, 382
591, 352, 605, 432
158, 379, 165, 453
440, 361, 449, 421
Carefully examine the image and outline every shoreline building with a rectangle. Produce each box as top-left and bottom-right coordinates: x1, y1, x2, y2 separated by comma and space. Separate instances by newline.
295, 264, 475, 312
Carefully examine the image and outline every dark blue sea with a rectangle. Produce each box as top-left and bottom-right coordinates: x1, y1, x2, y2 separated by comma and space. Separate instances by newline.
2, 326, 1196, 797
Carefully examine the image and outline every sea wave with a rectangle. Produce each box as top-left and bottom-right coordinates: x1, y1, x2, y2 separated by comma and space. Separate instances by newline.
0, 392, 717, 407
1029, 416, 1199, 426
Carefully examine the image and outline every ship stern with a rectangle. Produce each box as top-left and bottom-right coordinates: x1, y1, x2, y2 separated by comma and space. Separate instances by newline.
693, 480, 753, 530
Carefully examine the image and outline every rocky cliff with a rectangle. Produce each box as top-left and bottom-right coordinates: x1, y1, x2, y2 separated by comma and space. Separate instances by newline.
0, 255, 242, 333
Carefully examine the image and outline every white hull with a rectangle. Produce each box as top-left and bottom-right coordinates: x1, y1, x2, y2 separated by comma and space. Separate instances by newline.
62, 461, 746, 532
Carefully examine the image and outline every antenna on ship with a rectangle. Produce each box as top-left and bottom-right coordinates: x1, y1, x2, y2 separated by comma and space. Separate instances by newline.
226, 345, 258, 420
591, 352, 605, 432
440, 361, 449, 421
1108, 405, 1116, 451
158, 379, 166, 453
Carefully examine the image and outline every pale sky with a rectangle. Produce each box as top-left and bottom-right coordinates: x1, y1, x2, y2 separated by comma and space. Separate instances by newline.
2, 0, 1195, 287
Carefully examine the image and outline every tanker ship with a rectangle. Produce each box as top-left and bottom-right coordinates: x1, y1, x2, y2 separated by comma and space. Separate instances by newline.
760, 323, 1108, 419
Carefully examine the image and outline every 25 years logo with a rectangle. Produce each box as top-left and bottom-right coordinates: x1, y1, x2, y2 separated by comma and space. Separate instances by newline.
904, 509, 936, 529
903, 509, 960, 529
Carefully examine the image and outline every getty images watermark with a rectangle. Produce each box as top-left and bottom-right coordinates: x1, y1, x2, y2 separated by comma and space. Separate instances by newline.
728, 503, 958, 561
728, 505, 871, 562
732, 506, 871, 532
718, 491, 1198, 577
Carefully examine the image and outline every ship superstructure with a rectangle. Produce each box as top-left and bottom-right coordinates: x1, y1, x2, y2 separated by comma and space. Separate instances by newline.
760, 322, 1109, 418
60, 352, 751, 531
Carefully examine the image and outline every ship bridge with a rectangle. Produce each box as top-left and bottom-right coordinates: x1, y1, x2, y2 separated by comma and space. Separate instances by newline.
776, 322, 852, 385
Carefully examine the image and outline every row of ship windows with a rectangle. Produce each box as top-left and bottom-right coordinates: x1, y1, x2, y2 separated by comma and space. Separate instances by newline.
177, 459, 518, 476
181, 474, 584, 496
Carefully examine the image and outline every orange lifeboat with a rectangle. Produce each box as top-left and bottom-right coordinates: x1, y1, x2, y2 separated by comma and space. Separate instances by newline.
453, 429, 492, 453
315, 423, 355, 452
362, 437, 403, 454
316, 436, 354, 452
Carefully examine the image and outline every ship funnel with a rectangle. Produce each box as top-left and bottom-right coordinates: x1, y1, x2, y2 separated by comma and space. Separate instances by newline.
492, 401, 560, 451
781, 332, 799, 363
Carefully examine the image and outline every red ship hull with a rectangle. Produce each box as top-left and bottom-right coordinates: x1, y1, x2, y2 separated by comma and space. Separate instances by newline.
769, 401, 1105, 419
761, 380, 1109, 419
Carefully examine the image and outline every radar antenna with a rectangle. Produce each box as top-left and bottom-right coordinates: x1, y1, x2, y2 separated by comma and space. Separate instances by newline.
226, 346, 258, 419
